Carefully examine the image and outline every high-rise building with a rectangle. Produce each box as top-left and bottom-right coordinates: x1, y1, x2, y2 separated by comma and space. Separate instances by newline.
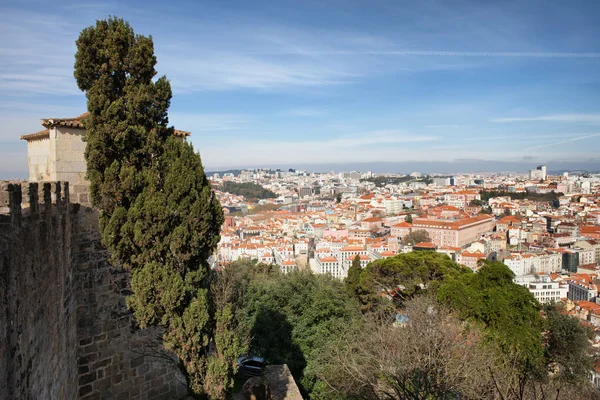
529, 165, 547, 181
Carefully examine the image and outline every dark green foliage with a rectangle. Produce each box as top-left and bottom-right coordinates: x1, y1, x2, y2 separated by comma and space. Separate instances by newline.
358, 251, 466, 310
437, 261, 544, 369
361, 175, 412, 186
401, 229, 431, 246
469, 199, 482, 206
74, 17, 232, 397
405, 214, 413, 223
238, 270, 360, 397
345, 255, 362, 297
220, 181, 276, 200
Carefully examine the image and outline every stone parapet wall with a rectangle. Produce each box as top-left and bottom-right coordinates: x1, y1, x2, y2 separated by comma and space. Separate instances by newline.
0, 181, 91, 216
74, 207, 188, 400
0, 182, 187, 399
0, 181, 77, 399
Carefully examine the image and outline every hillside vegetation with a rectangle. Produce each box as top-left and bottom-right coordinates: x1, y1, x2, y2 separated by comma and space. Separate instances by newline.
222, 254, 599, 399
220, 181, 277, 200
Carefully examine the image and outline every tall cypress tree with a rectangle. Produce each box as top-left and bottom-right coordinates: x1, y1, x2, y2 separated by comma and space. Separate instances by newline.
75, 17, 229, 397
346, 255, 362, 297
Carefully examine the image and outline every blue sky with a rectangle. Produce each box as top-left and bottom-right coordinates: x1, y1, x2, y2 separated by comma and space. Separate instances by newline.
1, 0, 600, 177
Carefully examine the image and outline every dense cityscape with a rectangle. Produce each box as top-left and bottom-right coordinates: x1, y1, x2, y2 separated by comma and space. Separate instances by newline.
212, 166, 600, 304
3, 1, 600, 399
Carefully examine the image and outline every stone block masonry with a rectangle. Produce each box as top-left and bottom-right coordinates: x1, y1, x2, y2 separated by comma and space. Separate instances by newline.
0, 182, 187, 399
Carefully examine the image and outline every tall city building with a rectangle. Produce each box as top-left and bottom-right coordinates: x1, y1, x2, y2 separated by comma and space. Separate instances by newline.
529, 165, 547, 181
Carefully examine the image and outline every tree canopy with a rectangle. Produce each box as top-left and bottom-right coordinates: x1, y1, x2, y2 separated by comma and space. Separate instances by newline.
233, 266, 361, 397
219, 181, 276, 200
75, 17, 231, 397
437, 261, 545, 370
401, 229, 431, 246
345, 255, 362, 297
357, 251, 467, 310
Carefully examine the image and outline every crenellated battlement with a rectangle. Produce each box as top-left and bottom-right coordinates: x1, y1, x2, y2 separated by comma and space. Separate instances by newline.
0, 181, 70, 222
0, 181, 90, 221
0, 180, 185, 399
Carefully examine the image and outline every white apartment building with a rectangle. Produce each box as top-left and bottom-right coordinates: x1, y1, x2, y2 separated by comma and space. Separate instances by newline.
316, 256, 345, 279
576, 248, 596, 267
525, 276, 568, 304
574, 240, 600, 264
443, 191, 480, 209
503, 253, 540, 276
537, 252, 563, 274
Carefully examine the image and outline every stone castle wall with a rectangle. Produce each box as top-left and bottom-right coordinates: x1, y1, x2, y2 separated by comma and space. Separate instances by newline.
0, 181, 77, 399
0, 182, 187, 399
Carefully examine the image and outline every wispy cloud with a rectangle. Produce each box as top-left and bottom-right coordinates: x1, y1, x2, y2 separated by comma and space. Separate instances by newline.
279, 107, 327, 117
0, 9, 80, 95
160, 53, 356, 91
523, 132, 600, 151
249, 50, 600, 58
491, 113, 600, 124
425, 124, 468, 129
169, 113, 251, 132
198, 131, 445, 168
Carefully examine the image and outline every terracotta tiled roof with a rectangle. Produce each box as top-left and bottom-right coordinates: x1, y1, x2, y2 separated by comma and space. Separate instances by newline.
412, 214, 494, 230
414, 241, 436, 248
349, 254, 371, 261
23, 112, 191, 138
319, 257, 338, 263
20, 129, 49, 141
41, 112, 90, 128
392, 221, 412, 228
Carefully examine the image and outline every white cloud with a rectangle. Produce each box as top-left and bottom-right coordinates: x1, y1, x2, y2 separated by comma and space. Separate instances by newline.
279, 108, 327, 117
159, 52, 357, 92
425, 124, 467, 129
195, 130, 446, 168
169, 113, 251, 132
491, 113, 600, 124
524, 133, 600, 151
252, 50, 600, 58
0, 10, 80, 95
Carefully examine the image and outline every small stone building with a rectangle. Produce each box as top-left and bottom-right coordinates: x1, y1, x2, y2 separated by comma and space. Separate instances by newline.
20, 112, 190, 185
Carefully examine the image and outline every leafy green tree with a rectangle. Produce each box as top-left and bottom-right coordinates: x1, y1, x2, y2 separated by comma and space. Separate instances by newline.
220, 181, 276, 200
238, 271, 360, 397
358, 251, 466, 311
437, 261, 544, 375
401, 229, 431, 246
346, 255, 362, 297
405, 214, 413, 223
75, 17, 232, 397
469, 199, 482, 207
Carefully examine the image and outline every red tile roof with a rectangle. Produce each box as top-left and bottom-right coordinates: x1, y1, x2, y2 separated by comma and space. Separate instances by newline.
22, 112, 190, 140
414, 241, 436, 249
20, 129, 49, 141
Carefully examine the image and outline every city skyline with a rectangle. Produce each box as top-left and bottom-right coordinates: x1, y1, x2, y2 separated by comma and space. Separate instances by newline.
2, 0, 600, 177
